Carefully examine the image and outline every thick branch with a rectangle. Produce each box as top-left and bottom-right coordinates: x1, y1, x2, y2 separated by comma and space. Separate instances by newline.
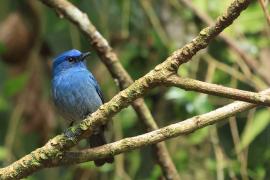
164, 75, 270, 106
161, 0, 251, 70
0, 0, 251, 179
43, 88, 270, 166
40, 0, 180, 179
179, 0, 270, 85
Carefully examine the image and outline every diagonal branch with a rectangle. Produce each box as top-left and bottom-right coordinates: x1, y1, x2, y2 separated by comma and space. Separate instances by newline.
0, 0, 252, 179
36, 88, 270, 167
163, 75, 270, 106
258, 0, 270, 26
40, 0, 180, 179
178, 0, 270, 85
162, 0, 251, 69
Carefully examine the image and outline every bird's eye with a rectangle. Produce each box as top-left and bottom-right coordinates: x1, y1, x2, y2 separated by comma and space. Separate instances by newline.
68, 57, 75, 62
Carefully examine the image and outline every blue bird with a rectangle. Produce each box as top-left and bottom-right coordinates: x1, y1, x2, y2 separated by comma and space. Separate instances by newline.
51, 49, 114, 166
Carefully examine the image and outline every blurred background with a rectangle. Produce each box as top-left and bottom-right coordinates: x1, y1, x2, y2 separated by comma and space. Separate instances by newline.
0, 0, 270, 179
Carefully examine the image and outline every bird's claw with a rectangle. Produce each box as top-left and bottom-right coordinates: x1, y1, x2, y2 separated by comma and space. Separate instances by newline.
64, 129, 75, 139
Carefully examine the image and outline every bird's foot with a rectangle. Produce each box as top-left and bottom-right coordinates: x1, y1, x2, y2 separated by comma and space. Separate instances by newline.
64, 121, 78, 140
64, 128, 75, 139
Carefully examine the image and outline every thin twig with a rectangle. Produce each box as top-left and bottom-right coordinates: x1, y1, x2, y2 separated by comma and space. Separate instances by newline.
229, 77, 249, 180
203, 54, 268, 90
140, 0, 170, 45
35, 88, 270, 167
258, 0, 270, 26
205, 63, 225, 180
113, 118, 131, 180
4, 102, 24, 164
178, 0, 270, 85
163, 75, 270, 106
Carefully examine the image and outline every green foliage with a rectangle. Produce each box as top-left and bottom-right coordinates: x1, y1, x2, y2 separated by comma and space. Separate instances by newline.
238, 109, 270, 152
118, 107, 137, 130
0, 0, 269, 179
127, 151, 141, 178
193, 0, 230, 18
149, 165, 162, 180
174, 149, 189, 170
249, 166, 266, 180
165, 88, 213, 115
228, 3, 266, 34
188, 127, 209, 145
3, 73, 29, 97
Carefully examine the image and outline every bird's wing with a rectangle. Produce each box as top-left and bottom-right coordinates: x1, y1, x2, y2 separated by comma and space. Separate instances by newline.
89, 74, 105, 104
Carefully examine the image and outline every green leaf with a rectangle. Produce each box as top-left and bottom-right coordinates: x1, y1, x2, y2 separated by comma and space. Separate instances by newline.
237, 109, 270, 152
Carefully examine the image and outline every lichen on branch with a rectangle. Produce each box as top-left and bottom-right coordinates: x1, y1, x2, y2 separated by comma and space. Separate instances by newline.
0, 0, 254, 179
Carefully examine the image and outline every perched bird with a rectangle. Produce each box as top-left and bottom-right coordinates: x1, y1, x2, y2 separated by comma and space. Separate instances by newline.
51, 49, 114, 166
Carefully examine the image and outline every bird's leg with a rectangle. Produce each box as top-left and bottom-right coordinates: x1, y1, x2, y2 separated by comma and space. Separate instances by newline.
64, 121, 76, 139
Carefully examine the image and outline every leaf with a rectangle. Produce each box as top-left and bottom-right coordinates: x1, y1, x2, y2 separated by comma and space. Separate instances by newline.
237, 109, 270, 152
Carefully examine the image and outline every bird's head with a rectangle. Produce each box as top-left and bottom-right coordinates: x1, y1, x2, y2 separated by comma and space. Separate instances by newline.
52, 49, 91, 76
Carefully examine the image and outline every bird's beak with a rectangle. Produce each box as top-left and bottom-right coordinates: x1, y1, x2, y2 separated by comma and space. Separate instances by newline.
80, 52, 91, 61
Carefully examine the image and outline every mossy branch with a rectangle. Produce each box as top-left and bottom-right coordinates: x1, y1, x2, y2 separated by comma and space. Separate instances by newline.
0, 0, 255, 179
36, 88, 270, 166
39, 0, 180, 179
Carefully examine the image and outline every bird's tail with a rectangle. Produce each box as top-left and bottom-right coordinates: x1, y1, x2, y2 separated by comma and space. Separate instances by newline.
88, 131, 114, 166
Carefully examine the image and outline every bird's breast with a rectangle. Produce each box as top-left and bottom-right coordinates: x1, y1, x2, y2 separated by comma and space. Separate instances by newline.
52, 70, 103, 122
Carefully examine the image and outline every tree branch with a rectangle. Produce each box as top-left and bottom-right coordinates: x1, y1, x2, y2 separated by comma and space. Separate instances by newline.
33, 88, 270, 167
163, 75, 270, 106
258, 0, 270, 26
178, 0, 270, 85
0, 0, 252, 179
40, 0, 180, 179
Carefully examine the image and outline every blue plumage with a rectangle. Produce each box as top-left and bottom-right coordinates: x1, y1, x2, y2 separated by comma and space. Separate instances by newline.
51, 49, 113, 166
